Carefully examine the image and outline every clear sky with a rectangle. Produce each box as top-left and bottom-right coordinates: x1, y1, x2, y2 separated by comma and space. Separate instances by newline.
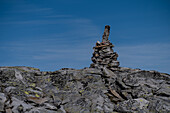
0, 0, 170, 73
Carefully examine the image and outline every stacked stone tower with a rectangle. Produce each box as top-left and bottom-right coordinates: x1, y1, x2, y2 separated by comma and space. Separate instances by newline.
90, 25, 119, 69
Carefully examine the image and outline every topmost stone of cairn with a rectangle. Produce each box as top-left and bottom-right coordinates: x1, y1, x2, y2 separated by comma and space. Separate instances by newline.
102, 25, 110, 43
90, 25, 120, 69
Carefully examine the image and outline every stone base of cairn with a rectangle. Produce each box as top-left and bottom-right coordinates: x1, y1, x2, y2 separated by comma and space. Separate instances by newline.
90, 25, 120, 69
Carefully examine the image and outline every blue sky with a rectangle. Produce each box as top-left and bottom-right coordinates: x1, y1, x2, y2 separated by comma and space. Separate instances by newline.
0, 0, 170, 73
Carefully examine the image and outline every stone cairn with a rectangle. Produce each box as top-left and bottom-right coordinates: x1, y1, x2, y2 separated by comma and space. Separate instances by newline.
90, 25, 120, 69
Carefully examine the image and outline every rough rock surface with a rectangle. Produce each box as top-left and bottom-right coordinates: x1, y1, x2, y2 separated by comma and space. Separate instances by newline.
0, 66, 169, 113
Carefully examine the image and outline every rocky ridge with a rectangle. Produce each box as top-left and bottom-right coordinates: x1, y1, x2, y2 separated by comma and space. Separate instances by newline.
0, 25, 170, 113
0, 66, 169, 113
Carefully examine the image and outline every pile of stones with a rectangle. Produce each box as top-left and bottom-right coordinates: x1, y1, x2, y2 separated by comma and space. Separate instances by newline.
90, 25, 119, 69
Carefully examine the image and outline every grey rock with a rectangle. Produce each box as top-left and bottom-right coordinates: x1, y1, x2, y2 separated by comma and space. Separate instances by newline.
103, 67, 117, 78
0, 66, 169, 112
0, 93, 6, 111
114, 98, 149, 112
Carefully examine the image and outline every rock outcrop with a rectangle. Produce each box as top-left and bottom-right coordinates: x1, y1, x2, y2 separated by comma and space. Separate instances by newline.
0, 26, 170, 113
0, 66, 169, 113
